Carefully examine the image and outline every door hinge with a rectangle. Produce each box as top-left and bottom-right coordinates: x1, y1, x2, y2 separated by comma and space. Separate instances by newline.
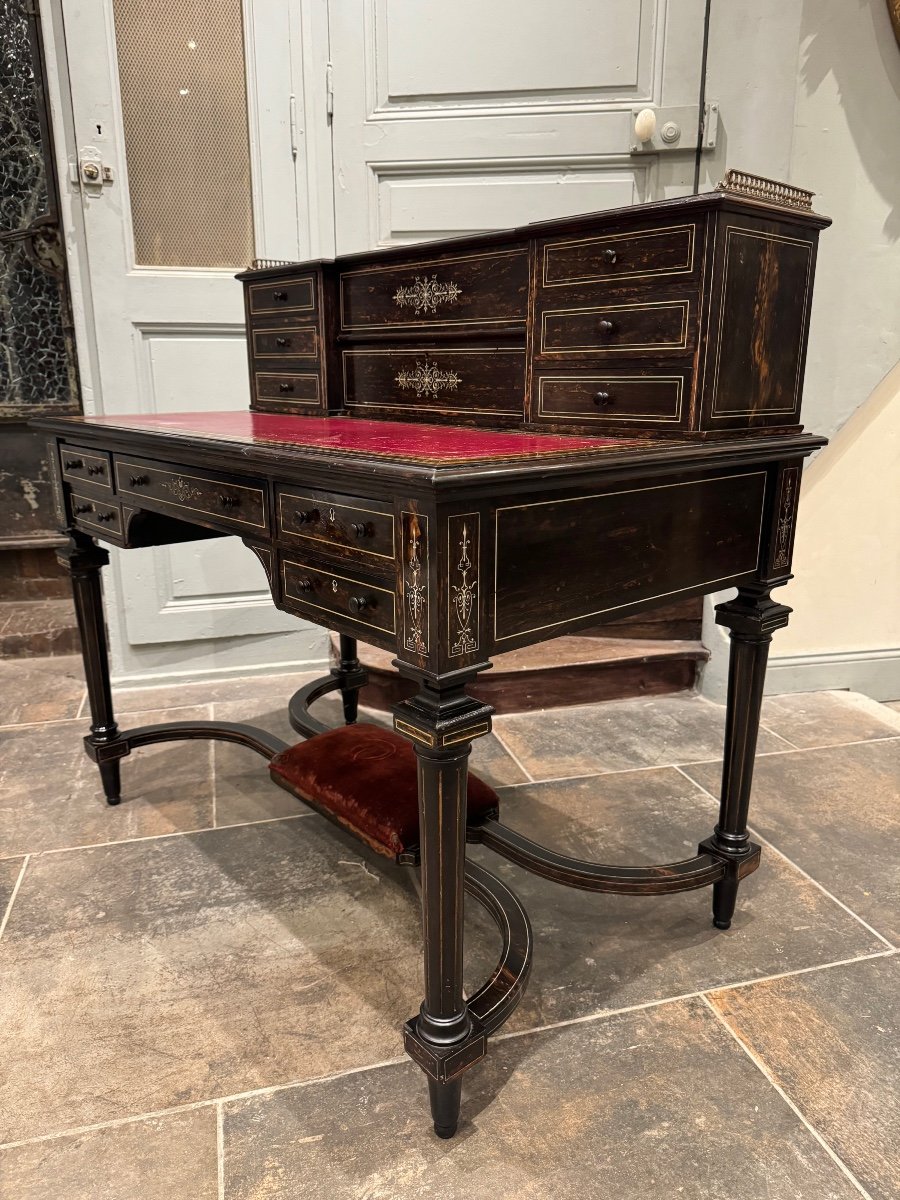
629, 102, 719, 155
289, 94, 299, 159
325, 61, 334, 120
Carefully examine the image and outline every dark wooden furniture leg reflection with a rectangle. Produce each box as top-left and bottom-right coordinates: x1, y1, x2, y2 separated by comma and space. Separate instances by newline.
57, 530, 124, 805
395, 673, 494, 1139
701, 583, 791, 929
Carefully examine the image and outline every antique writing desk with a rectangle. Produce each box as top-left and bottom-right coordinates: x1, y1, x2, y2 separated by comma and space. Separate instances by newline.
35, 173, 829, 1139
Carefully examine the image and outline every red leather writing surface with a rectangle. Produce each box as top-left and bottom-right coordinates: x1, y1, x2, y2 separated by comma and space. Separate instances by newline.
77, 411, 646, 465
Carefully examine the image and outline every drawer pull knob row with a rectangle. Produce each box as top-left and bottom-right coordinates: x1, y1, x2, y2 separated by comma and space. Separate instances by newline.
349, 596, 370, 615
294, 508, 319, 524
64, 458, 84, 470
601, 248, 618, 264
279, 381, 294, 393
219, 494, 241, 508
275, 336, 289, 348
129, 474, 149, 487
593, 391, 613, 408
87, 464, 105, 476
351, 522, 371, 538
598, 319, 616, 335
73, 502, 94, 515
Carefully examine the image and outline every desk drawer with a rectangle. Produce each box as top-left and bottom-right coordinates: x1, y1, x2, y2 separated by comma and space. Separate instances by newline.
114, 458, 269, 534
535, 370, 688, 426
342, 348, 525, 419
253, 371, 321, 406
281, 556, 396, 637
248, 275, 316, 316
541, 223, 699, 288
251, 325, 319, 361
278, 487, 395, 567
539, 299, 692, 358
60, 445, 113, 492
339, 248, 529, 331
69, 492, 121, 538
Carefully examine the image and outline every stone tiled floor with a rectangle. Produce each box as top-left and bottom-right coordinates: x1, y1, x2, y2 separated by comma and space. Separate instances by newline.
0, 656, 897, 1199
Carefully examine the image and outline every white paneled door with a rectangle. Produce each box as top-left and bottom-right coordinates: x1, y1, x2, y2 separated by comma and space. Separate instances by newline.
329, 0, 709, 251
56, 0, 331, 647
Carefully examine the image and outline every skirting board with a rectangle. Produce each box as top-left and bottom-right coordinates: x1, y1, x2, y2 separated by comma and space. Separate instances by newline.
764, 647, 900, 702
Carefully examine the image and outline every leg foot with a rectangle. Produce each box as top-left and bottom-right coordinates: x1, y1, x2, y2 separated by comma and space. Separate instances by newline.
428, 1077, 462, 1139
712, 875, 738, 929
100, 759, 122, 806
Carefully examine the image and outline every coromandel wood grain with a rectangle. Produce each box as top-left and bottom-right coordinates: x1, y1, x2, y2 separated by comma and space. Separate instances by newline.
33, 172, 830, 1142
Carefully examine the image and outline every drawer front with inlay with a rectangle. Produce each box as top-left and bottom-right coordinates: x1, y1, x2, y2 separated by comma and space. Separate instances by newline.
541, 223, 699, 288
251, 326, 318, 360
339, 249, 529, 331
253, 371, 320, 405
342, 348, 525, 419
114, 458, 269, 534
534, 371, 688, 425
278, 488, 395, 567
69, 492, 121, 537
60, 445, 113, 492
539, 300, 693, 357
248, 275, 316, 316
282, 557, 396, 637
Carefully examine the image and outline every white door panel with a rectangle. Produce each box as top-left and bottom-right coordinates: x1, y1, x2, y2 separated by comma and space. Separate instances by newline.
331, 0, 707, 253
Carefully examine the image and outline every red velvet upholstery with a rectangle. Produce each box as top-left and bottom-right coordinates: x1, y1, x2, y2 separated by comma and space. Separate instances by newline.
269, 723, 499, 859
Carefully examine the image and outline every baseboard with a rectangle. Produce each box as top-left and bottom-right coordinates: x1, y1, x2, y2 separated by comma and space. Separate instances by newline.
765, 647, 900, 702
110, 648, 329, 690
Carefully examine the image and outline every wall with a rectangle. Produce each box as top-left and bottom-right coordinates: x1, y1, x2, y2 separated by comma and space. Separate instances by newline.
701, 0, 900, 702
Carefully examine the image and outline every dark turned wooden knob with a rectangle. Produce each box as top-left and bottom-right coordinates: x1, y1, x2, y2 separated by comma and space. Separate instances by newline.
87, 464, 105, 476
593, 391, 613, 407
297, 578, 313, 593
64, 458, 83, 470
348, 596, 370, 614
601, 248, 617, 264
275, 336, 289, 347
294, 509, 319, 524
273, 290, 287, 301
279, 381, 294, 392
219, 494, 240, 508
351, 522, 371, 538
598, 319, 615, 334
97, 511, 115, 522
73, 502, 93, 514
129, 474, 148, 487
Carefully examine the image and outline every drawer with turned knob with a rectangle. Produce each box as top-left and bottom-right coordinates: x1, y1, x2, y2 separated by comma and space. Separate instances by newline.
277, 486, 395, 569
59, 445, 113, 492
68, 492, 122, 536
113, 456, 268, 534
534, 370, 688, 429
281, 556, 396, 638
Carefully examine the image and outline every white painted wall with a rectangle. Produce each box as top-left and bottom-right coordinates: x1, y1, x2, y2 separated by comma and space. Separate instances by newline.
700, 0, 900, 703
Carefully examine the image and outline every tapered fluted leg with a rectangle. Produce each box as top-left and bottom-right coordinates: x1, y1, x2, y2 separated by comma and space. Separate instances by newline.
57, 532, 125, 805
336, 634, 363, 724
706, 584, 790, 928
396, 680, 492, 1139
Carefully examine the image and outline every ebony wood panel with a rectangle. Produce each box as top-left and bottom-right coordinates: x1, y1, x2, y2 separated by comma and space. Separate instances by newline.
253, 371, 321, 405
534, 370, 688, 425
248, 275, 316, 315
493, 470, 768, 646
541, 222, 698, 286
251, 326, 319, 360
342, 348, 525, 421
339, 249, 529, 331
539, 299, 693, 357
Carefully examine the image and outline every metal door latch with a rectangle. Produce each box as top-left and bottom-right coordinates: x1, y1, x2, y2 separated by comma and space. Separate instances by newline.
70, 147, 115, 191
630, 103, 719, 154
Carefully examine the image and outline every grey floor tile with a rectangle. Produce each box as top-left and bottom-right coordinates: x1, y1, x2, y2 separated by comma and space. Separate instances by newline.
0, 819, 427, 1143
222, 998, 861, 1200
0, 1108, 219, 1200
111, 669, 323, 717
682, 739, 900, 943
0, 858, 25, 922
0, 707, 214, 857
711, 954, 899, 1200
0, 655, 85, 726
494, 692, 787, 780
465, 768, 884, 1031
761, 689, 900, 749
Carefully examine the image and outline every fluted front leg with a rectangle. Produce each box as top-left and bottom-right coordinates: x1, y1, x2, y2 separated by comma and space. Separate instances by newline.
395, 679, 492, 1139
704, 584, 791, 928
57, 531, 127, 805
